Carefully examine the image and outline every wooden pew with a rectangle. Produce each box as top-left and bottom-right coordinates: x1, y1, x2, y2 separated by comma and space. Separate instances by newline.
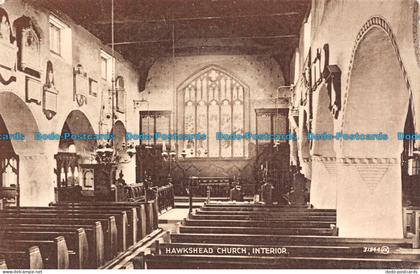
0, 236, 69, 269
5, 207, 132, 250
124, 183, 145, 202
157, 242, 416, 258
55, 200, 156, 239
53, 202, 147, 241
0, 229, 88, 269
170, 233, 414, 247
202, 205, 334, 212
145, 254, 420, 269
178, 225, 335, 236
205, 202, 309, 208
198, 209, 337, 216
0, 223, 103, 268
184, 219, 334, 228
47, 205, 138, 245
0, 246, 43, 269
190, 213, 336, 222
0, 215, 117, 260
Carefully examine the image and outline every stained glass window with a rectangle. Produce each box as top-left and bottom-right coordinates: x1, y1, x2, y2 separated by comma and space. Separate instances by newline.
181, 67, 246, 158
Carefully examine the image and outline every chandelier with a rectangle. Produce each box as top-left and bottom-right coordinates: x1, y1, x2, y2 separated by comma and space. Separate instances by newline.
95, 140, 136, 164
94, 0, 135, 165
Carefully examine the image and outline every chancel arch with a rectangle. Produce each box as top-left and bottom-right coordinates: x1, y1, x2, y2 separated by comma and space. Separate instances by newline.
337, 17, 413, 238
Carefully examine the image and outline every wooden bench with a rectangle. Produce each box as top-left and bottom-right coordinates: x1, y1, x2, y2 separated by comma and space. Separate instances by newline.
170, 233, 414, 247
178, 225, 335, 236
0, 229, 88, 269
0, 210, 124, 253
5, 207, 132, 250
0, 236, 69, 269
198, 208, 337, 215
149, 202, 417, 269
190, 212, 336, 222
157, 242, 418, 259
205, 202, 308, 208
145, 254, 420, 269
156, 184, 175, 212
0, 215, 117, 261
184, 219, 335, 228
124, 183, 145, 202
203, 205, 332, 211
54, 201, 152, 240
51, 203, 142, 242
0, 223, 103, 268
0, 246, 43, 269
63, 200, 158, 233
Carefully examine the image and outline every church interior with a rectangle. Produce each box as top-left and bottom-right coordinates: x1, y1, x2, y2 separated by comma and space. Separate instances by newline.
1, 0, 420, 269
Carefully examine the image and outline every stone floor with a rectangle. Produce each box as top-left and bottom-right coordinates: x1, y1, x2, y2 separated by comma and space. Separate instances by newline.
158, 208, 190, 233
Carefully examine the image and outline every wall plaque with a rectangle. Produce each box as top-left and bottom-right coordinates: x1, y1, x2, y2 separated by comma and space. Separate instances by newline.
14, 16, 41, 78
43, 61, 58, 119
73, 64, 88, 106
0, 8, 17, 86
25, 76, 42, 105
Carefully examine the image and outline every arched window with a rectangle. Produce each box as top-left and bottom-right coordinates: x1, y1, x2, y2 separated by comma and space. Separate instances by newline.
178, 66, 248, 158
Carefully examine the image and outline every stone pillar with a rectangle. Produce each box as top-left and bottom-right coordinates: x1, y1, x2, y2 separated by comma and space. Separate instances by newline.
310, 156, 337, 209
336, 157, 403, 238
301, 157, 312, 181
118, 158, 136, 184
19, 154, 55, 206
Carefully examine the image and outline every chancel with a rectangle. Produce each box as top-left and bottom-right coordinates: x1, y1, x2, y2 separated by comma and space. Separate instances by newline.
0, 0, 420, 270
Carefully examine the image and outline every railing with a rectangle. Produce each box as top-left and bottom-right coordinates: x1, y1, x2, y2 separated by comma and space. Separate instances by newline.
189, 176, 233, 197
155, 183, 175, 213
187, 176, 233, 213
124, 183, 145, 202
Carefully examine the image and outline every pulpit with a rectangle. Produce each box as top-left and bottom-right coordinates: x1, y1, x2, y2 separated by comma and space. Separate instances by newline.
80, 163, 118, 201
93, 163, 118, 201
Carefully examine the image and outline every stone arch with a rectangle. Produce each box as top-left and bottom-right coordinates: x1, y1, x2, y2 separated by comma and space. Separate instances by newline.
340, 17, 413, 158
336, 17, 411, 238
340, 16, 414, 143
59, 110, 96, 161
0, 92, 43, 155
0, 92, 52, 206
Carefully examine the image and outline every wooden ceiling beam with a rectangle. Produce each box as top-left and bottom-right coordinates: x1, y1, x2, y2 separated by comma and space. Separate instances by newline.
91, 11, 302, 25
108, 35, 298, 46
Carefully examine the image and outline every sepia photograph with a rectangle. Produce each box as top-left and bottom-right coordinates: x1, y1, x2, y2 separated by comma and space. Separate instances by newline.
0, 0, 420, 271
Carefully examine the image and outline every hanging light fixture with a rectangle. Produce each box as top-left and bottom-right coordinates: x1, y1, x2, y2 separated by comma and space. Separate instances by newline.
94, 0, 136, 163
